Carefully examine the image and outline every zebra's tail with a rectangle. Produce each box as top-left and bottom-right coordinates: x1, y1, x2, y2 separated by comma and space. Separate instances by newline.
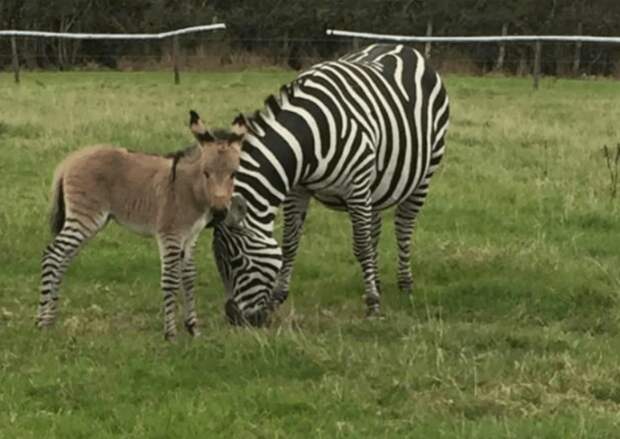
49, 167, 66, 236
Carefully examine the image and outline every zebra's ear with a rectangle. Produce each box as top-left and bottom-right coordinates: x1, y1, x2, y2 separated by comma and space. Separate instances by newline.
231, 113, 248, 136
189, 110, 215, 144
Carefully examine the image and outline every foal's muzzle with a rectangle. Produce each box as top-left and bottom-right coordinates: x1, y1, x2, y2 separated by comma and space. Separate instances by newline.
207, 208, 228, 228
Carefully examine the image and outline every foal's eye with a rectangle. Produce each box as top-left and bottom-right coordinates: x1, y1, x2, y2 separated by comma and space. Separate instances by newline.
204, 171, 210, 179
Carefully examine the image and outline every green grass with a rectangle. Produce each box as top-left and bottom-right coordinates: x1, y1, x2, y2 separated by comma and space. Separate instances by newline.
1, 70, 620, 438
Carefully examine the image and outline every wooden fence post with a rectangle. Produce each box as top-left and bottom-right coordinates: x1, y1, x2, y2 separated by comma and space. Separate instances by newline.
172, 36, 180, 85
11, 36, 20, 84
573, 21, 583, 76
494, 23, 508, 71
533, 40, 542, 90
424, 19, 433, 59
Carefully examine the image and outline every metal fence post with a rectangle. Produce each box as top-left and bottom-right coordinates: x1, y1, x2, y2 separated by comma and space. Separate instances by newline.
533, 40, 542, 90
172, 35, 180, 85
11, 36, 20, 84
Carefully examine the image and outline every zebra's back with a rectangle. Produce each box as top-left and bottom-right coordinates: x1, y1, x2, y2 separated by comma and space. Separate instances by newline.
294, 44, 449, 210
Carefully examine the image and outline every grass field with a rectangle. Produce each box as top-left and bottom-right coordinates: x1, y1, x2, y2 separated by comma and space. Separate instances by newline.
1, 69, 620, 438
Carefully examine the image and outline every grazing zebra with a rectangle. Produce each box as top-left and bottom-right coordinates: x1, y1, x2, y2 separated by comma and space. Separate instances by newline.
36, 111, 246, 340
214, 44, 450, 325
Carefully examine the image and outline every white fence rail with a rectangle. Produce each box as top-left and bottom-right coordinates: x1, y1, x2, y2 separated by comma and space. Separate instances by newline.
326, 29, 620, 44
326, 29, 620, 89
0, 24, 226, 40
2, 24, 227, 83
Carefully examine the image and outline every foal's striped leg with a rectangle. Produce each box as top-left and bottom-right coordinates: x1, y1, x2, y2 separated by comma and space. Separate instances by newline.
157, 234, 183, 341
36, 217, 100, 328
181, 240, 200, 337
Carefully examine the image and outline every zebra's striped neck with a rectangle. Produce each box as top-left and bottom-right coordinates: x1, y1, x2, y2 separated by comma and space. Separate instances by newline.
234, 83, 313, 235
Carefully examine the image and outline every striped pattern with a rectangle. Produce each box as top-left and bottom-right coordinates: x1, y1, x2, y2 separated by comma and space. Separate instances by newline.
36, 213, 202, 340
214, 44, 450, 322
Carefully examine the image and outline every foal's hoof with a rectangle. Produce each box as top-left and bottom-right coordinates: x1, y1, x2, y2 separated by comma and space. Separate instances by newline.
35, 318, 53, 330
365, 307, 385, 320
185, 321, 201, 337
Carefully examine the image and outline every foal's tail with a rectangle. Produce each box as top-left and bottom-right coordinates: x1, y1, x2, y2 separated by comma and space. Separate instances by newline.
49, 165, 66, 236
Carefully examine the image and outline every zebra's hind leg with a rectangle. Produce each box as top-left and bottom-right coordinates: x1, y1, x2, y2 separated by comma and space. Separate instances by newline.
272, 189, 311, 307
36, 217, 100, 328
370, 210, 383, 296
394, 183, 429, 295
157, 234, 183, 341
347, 187, 382, 317
180, 240, 200, 337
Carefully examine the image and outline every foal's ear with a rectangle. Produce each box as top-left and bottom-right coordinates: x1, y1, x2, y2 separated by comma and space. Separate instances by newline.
228, 134, 243, 153
231, 113, 249, 136
189, 110, 215, 144
224, 195, 248, 228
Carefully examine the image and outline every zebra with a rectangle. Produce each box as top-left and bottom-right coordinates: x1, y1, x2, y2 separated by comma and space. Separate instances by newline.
213, 44, 450, 325
36, 111, 246, 340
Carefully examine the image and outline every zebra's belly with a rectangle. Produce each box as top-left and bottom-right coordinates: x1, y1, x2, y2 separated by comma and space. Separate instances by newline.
310, 179, 411, 212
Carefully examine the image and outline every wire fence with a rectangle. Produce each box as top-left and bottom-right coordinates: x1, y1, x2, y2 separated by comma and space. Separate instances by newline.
327, 29, 620, 89
1, 24, 227, 84
2, 25, 620, 85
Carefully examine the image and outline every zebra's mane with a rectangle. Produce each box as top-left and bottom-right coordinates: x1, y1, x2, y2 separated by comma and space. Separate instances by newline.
248, 81, 300, 131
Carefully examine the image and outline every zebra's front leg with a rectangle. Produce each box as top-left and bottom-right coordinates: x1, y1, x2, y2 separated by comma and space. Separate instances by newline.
347, 191, 381, 317
273, 190, 311, 307
158, 235, 183, 341
181, 241, 200, 337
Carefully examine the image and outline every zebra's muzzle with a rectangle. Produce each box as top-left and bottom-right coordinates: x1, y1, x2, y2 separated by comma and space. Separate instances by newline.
207, 208, 228, 228
225, 299, 269, 327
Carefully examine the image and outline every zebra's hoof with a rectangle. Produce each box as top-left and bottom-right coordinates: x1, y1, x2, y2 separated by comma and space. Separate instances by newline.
398, 279, 414, 295
164, 332, 177, 343
400, 287, 413, 296
365, 307, 385, 320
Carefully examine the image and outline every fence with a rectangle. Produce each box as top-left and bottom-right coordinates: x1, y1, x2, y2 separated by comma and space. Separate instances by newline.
326, 29, 620, 89
1, 24, 226, 84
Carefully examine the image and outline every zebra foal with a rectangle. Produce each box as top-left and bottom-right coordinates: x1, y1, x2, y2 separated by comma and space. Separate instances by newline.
36, 111, 245, 340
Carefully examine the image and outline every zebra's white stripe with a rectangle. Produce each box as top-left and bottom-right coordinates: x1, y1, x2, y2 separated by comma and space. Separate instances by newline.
320, 64, 379, 145
293, 86, 339, 167
344, 62, 397, 173
304, 77, 349, 139
406, 50, 426, 201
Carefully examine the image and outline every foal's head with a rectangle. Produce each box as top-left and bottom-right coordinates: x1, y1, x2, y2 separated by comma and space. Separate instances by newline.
189, 110, 243, 224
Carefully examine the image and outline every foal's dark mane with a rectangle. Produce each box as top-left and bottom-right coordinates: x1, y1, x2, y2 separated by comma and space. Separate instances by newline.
165, 144, 198, 182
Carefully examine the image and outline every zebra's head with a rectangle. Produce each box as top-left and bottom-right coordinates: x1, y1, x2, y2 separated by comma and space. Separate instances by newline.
213, 222, 282, 327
